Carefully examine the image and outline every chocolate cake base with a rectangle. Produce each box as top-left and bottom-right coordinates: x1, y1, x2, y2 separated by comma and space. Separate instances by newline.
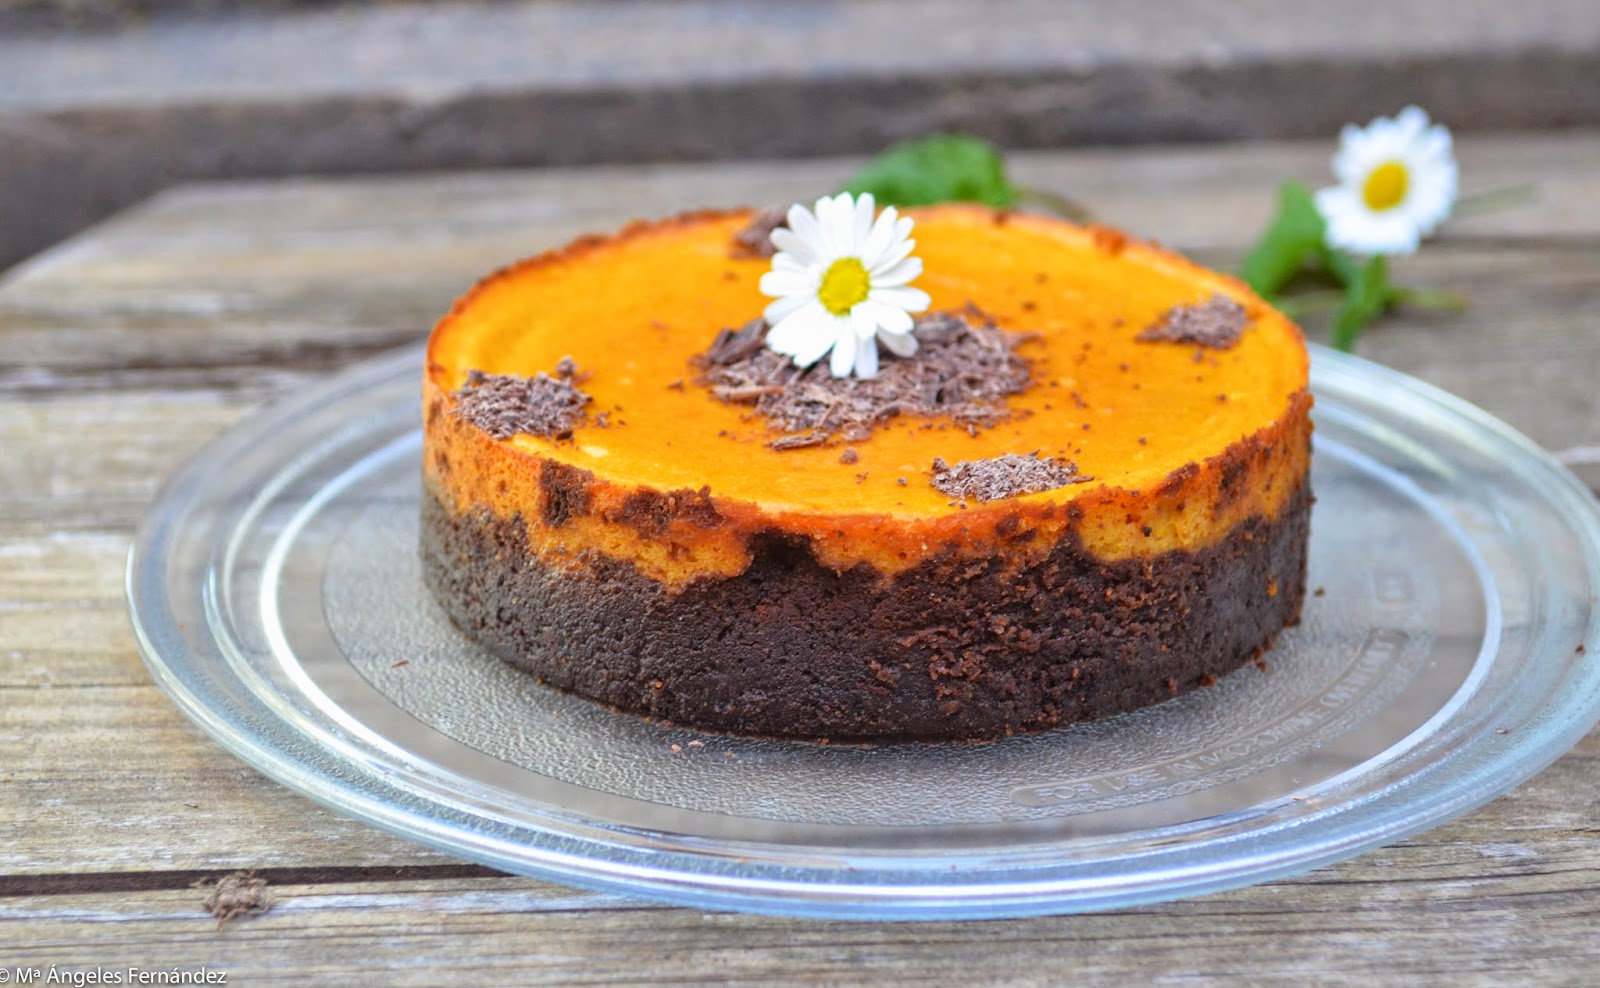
420, 484, 1310, 742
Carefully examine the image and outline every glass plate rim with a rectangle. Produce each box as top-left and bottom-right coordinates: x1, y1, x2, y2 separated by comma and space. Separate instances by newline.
126, 344, 1600, 919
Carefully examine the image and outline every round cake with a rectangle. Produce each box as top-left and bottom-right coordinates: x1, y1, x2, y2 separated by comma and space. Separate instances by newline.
421, 203, 1312, 742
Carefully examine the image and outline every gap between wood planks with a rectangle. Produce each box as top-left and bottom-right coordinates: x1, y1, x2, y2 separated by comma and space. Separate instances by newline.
0, 863, 503, 898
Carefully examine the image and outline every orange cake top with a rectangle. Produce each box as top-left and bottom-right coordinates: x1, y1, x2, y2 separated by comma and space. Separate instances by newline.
424, 205, 1311, 583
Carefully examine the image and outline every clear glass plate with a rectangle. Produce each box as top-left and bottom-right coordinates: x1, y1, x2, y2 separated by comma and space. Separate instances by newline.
127, 344, 1600, 919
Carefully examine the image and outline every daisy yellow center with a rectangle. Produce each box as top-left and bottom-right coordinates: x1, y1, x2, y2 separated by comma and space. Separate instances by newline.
818, 257, 871, 316
1362, 161, 1410, 212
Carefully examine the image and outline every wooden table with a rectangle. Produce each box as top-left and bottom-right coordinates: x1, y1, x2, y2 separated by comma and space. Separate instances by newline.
3, 133, 1598, 984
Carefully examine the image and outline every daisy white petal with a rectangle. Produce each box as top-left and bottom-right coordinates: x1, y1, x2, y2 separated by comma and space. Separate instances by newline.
828, 324, 857, 377
855, 299, 914, 336
856, 205, 901, 268
770, 251, 809, 274
871, 243, 916, 279
878, 326, 919, 358
767, 301, 830, 356
1332, 123, 1378, 185
1351, 216, 1419, 255
795, 320, 842, 368
794, 336, 838, 370
867, 285, 932, 312
853, 331, 879, 378
1313, 185, 1358, 217
768, 232, 814, 268
816, 193, 855, 255
871, 256, 923, 287
1393, 105, 1429, 137
1365, 116, 1400, 148
1405, 161, 1456, 213
758, 269, 812, 299
763, 289, 814, 326
848, 306, 878, 341
785, 202, 828, 255
771, 298, 828, 341
1318, 187, 1421, 254
853, 192, 877, 244
1415, 125, 1452, 163
871, 228, 918, 271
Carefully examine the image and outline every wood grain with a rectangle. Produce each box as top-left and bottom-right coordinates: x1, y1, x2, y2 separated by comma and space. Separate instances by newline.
2, 132, 1598, 983
2, 856, 1598, 984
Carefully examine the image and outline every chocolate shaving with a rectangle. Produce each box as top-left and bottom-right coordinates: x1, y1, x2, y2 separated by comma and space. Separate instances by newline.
730, 207, 788, 258
453, 359, 592, 440
698, 307, 1032, 448
702, 318, 768, 365
928, 453, 1090, 502
1137, 294, 1250, 351
767, 430, 829, 451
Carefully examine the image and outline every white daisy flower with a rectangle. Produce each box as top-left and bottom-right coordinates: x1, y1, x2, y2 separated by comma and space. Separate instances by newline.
758, 192, 932, 379
1314, 105, 1458, 256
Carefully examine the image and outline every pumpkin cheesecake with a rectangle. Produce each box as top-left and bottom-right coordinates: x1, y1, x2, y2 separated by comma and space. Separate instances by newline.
420, 204, 1312, 742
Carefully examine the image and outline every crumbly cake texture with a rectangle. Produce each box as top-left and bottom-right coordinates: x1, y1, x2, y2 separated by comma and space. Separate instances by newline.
420, 483, 1308, 741
420, 205, 1314, 741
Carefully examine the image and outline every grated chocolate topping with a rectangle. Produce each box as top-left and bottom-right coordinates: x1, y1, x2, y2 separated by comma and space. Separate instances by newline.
698, 306, 1032, 448
729, 207, 788, 258
1137, 294, 1250, 351
928, 453, 1089, 502
453, 359, 592, 440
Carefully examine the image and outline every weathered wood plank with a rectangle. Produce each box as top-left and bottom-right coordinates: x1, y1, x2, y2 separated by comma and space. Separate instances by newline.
1, 613, 1594, 875
2, 852, 1598, 983
8, 131, 1598, 304
0, 392, 256, 530
0, 532, 142, 688
5, 131, 1598, 316
0, 683, 469, 874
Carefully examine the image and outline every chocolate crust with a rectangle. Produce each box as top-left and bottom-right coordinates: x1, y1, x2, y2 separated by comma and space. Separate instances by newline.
419, 481, 1311, 743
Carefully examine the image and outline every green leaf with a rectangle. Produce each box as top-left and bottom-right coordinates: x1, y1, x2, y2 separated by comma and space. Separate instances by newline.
1330, 254, 1390, 351
1241, 181, 1327, 299
1317, 242, 1363, 287
841, 134, 1021, 209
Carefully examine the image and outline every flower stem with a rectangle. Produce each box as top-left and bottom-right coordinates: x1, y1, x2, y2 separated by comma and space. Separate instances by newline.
1388, 286, 1470, 312
1331, 254, 1388, 352
1015, 186, 1093, 223
1452, 183, 1539, 217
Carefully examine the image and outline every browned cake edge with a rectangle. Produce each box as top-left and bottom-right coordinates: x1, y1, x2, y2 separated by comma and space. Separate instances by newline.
418, 479, 1311, 743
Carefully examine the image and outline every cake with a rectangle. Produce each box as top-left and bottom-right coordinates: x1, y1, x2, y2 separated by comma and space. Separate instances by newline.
421, 203, 1312, 742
